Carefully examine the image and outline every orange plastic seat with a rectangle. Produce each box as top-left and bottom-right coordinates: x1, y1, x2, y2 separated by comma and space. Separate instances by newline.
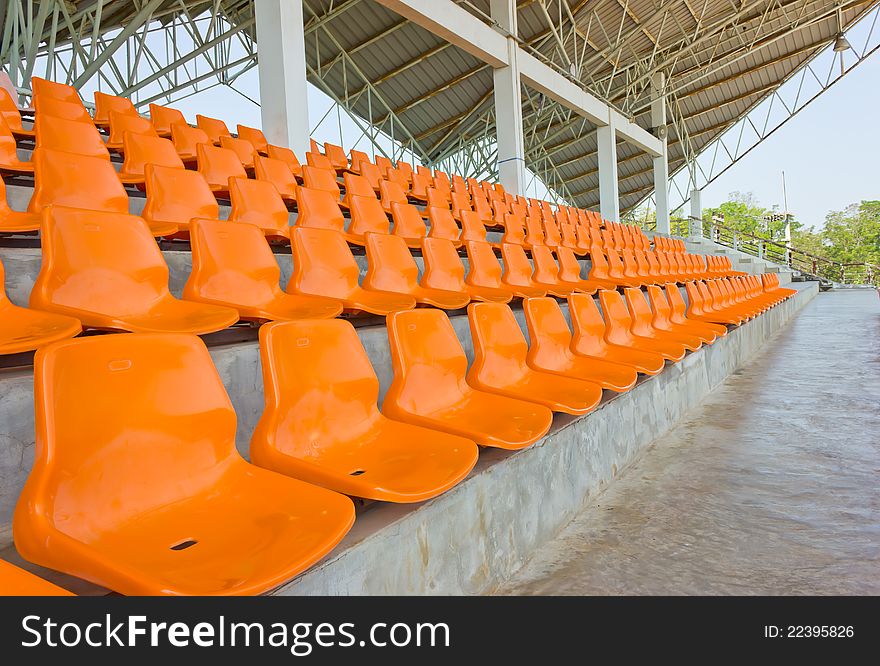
106, 110, 159, 151
500, 243, 546, 298
289, 226, 415, 315
117, 132, 185, 185
220, 135, 257, 169
196, 113, 231, 144
460, 210, 497, 246
762, 273, 797, 299
0, 560, 73, 596
349, 149, 371, 174
624, 287, 702, 351
34, 114, 109, 160
306, 150, 334, 171
363, 232, 469, 310
379, 179, 408, 215
302, 164, 341, 199
0, 257, 81, 354
568, 292, 665, 375
0, 173, 40, 232
196, 143, 247, 194
599, 289, 686, 362
464, 241, 515, 303
384, 308, 553, 449
531, 245, 576, 297
586, 245, 621, 289
348, 194, 390, 242
149, 103, 186, 137
170, 122, 210, 162
665, 283, 728, 337
142, 163, 216, 234
92, 91, 137, 127
184, 218, 341, 320
556, 246, 599, 294
0, 115, 33, 174
14, 332, 354, 596
427, 206, 462, 246
0, 87, 34, 137
237, 124, 269, 154
341, 172, 378, 209
267, 144, 304, 178
31, 206, 238, 333
254, 154, 298, 204
523, 297, 638, 392
646, 284, 718, 344
390, 201, 427, 247
468, 301, 604, 413
323, 142, 350, 172
228, 176, 291, 239
294, 186, 359, 242
31, 77, 82, 105
33, 95, 93, 123
251, 319, 477, 502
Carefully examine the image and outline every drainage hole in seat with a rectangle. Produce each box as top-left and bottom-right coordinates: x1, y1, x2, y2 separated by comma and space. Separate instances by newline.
170, 539, 198, 551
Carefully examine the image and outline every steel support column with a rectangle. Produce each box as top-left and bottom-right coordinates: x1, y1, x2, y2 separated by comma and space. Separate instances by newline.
597, 122, 619, 222
651, 72, 670, 234
490, 0, 526, 195
254, 0, 310, 157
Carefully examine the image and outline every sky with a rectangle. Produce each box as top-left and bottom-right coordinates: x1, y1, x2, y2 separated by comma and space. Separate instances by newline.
157, 26, 880, 234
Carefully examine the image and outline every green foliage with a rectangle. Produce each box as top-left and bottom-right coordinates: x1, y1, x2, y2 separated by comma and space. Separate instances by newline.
820, 201, 880, 266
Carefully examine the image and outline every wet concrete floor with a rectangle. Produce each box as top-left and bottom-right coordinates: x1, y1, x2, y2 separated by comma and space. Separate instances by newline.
500, 289, 880, 595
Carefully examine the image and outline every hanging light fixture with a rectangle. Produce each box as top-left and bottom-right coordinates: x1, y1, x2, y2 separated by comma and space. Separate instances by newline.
833, 4, 851, 52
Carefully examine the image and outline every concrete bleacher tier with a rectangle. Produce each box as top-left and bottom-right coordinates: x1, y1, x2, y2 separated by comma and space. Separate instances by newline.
0, 78, 809, 596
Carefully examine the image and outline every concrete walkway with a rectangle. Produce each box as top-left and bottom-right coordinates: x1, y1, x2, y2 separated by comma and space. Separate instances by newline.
500, 289, 880, 595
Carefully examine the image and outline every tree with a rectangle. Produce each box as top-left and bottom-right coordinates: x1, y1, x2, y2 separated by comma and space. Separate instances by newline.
820, 201, 880, 266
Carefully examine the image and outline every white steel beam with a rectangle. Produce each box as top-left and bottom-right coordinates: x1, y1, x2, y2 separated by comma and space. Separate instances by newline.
373, 0, 663, 157
490, 0, 526, 194
651, 72, 670, 234
597, 122, 619, 222
254, 0, 310, 158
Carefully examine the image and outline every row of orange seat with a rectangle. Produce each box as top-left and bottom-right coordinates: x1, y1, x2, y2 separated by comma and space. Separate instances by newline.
6, 271, 796, 595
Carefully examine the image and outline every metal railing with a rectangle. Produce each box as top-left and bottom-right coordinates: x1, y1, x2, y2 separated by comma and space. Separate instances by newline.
701, 219, 879, 286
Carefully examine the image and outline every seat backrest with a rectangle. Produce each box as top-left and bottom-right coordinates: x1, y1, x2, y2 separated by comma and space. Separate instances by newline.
34, 114, 109, 159
524, 214, 545, 246
0, 88, 25, 131
120, 133, 184, 177
349, 149, 370, 173
646, 285, 674, 328
620, 249, 641, 278
624, 288, 656, 336
556, 246, 586, 283
349, 194, 390, 237
31, 206, 172, 315
302, 164, 340, 197
33, 96, 92, 123
523, 295, 579, 371
500, 243, 536, 288
219, 135, 257, 167
254, 154, 297, 200
170, 122, 210, 158
665, 283, 689, 322
390, 201, 426, 241
290, 226, 359, 298
468, 301, 530, 383
196, 143, 247, 190
228, 176, 289, 235
195, 113, 231, 143
426, 187, 450, 210
363, 231, 419, 293
420, 237, 466, 292
531, 245, 561, 285
29, 148, 127, 214
148, 103, 186, 135
253, 319, 382, 454
375, 155, 394, 174
598, 289, 636, 346
17, 332, 236, 545
568, 292, 610, 356
588, 244, 610, 281
294, 186, 346, 233
236, 125, 268, 154
384, 167, 409, 189
342, 172, 376, 205
451, 191, 472, 220
465, 240, 504, 288
142, 163, 219, 229
542, 219, 562, 247
410, 172, 431, 198
31, 77, 82, 105
358, 161, 382, 190
107, 110, 158, 146
501, 213, 525, 245
184, 217, 282, 305
267, 144, 303, 176
379, 179, 407, 212
427, 206, 460, 242
92, 91, 136, 125
386, 308, 469, 414
306, 150, 334, 171
460, 210, 488, 243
